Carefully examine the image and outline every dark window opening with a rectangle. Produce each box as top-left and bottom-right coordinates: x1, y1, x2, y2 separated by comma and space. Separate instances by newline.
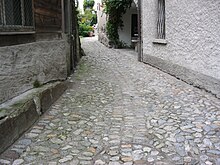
5, 0, 22, 25
131, 14, 138, 38
24, 0, 33, 26
157, 0, 165, 39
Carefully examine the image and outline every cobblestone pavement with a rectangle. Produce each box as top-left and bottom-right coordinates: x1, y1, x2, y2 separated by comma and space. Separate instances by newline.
1, 37, 220, 165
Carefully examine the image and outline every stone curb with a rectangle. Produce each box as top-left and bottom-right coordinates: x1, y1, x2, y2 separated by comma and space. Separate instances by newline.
0, 81, 67, 154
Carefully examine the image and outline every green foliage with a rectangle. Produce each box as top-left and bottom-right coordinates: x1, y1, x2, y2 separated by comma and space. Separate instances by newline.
33, 80, 41, 88
104, 0, 133, 47
83, 0, 95, 11
106, 21, 119, 45
78, 0, 97, 37
91, 12, 97, 25
79, 9, 97, 26
79, 23, 93, 37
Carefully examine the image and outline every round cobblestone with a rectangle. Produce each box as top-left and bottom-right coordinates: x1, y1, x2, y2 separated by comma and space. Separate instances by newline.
0, 37, 219, 164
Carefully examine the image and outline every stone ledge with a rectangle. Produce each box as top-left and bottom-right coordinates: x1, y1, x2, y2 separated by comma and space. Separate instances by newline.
153, 39, 167, 45
0, 81, 67, 154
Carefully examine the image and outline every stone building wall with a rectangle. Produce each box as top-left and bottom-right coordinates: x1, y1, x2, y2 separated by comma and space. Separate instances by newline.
0, 40, 68, 104
97, 2, 109, 47
141, 0, 220, 97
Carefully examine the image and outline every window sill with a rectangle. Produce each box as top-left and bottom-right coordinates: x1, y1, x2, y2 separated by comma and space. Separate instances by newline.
153, 39, 167, 45
0, 31, 36, 35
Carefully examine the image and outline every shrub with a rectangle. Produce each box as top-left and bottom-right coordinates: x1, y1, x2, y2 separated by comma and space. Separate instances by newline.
33, 80, 41, 88
83, 0, 95, 11
79, 23, 93, 37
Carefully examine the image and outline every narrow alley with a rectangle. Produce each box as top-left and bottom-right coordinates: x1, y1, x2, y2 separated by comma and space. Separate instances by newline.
0, 37, 220, 165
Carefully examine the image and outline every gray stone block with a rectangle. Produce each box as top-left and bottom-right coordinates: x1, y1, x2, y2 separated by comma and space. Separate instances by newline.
0, 40, 68, 104
0, 100, 38, 154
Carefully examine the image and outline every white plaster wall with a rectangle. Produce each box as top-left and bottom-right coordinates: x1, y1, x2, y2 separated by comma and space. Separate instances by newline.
0, 40, 68, 104
97, 4, 109, 46
142, 0, 220, 80
119, 6, 137, 46
97, 2, 137, 46
97, 6, 107, 33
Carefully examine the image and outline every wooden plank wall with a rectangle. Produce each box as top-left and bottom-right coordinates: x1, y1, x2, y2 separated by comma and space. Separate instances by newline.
34, 0, 62, 32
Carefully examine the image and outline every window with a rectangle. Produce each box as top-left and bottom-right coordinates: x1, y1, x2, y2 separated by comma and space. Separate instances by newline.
0, 0, 33, 29
97, 3, 100, 11
157, 0, 165, 39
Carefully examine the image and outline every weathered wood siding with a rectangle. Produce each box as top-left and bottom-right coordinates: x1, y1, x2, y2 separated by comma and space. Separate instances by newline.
34, 0, 62, 32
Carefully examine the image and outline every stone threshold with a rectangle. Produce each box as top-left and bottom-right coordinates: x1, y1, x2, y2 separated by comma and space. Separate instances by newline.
0, 81, 67, 154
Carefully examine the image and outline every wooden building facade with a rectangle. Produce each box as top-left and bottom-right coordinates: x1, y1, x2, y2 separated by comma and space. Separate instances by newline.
0, 0, 81, 72
0, 0, 82, 104
0, 0, 62, 45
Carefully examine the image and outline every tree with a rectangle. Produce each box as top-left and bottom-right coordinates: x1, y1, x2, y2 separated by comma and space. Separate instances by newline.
81, 0, 97, 25
78, 0, 97, 37
83, 0, 95, 11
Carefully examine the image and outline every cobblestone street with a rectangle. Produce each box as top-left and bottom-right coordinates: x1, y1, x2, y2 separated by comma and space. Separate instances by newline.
1, 37, 220, 165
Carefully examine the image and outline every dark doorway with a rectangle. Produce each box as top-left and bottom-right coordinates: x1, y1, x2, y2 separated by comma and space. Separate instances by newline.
131, 14, 138, 38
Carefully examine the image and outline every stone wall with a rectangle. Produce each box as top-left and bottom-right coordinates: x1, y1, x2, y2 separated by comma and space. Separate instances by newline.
97, 4, 109, 47
142, 0, 220, 97
0, 40, 68, 104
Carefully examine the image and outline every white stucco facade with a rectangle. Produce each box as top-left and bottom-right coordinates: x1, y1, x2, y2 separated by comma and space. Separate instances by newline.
141, 0, 220, 97
96, 1, 109, 46
119, 4, 137, 46
97, 1, 137, 47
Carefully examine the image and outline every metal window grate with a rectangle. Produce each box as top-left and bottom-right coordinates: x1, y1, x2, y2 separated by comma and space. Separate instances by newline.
24, 0, 33, 26
5, 0, 22, 25
157, 0, 165, 39
0, 0, 33, 29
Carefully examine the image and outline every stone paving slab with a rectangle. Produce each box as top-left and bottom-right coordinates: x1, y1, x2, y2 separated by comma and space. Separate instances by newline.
0, 37, 220, 165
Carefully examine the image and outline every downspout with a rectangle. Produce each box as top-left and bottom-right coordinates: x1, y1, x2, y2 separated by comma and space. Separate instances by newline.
137, 0, 142, 62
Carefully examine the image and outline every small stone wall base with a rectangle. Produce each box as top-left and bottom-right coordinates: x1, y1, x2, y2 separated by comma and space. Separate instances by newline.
0, 81, 67, 154
98, 33, 109, 47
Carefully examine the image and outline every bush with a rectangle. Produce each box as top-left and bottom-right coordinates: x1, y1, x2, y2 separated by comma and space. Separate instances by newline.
83, 0, 95, 11
79, 23, 93, 37
78, 0, 96, 37
79, 9, 97, 26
